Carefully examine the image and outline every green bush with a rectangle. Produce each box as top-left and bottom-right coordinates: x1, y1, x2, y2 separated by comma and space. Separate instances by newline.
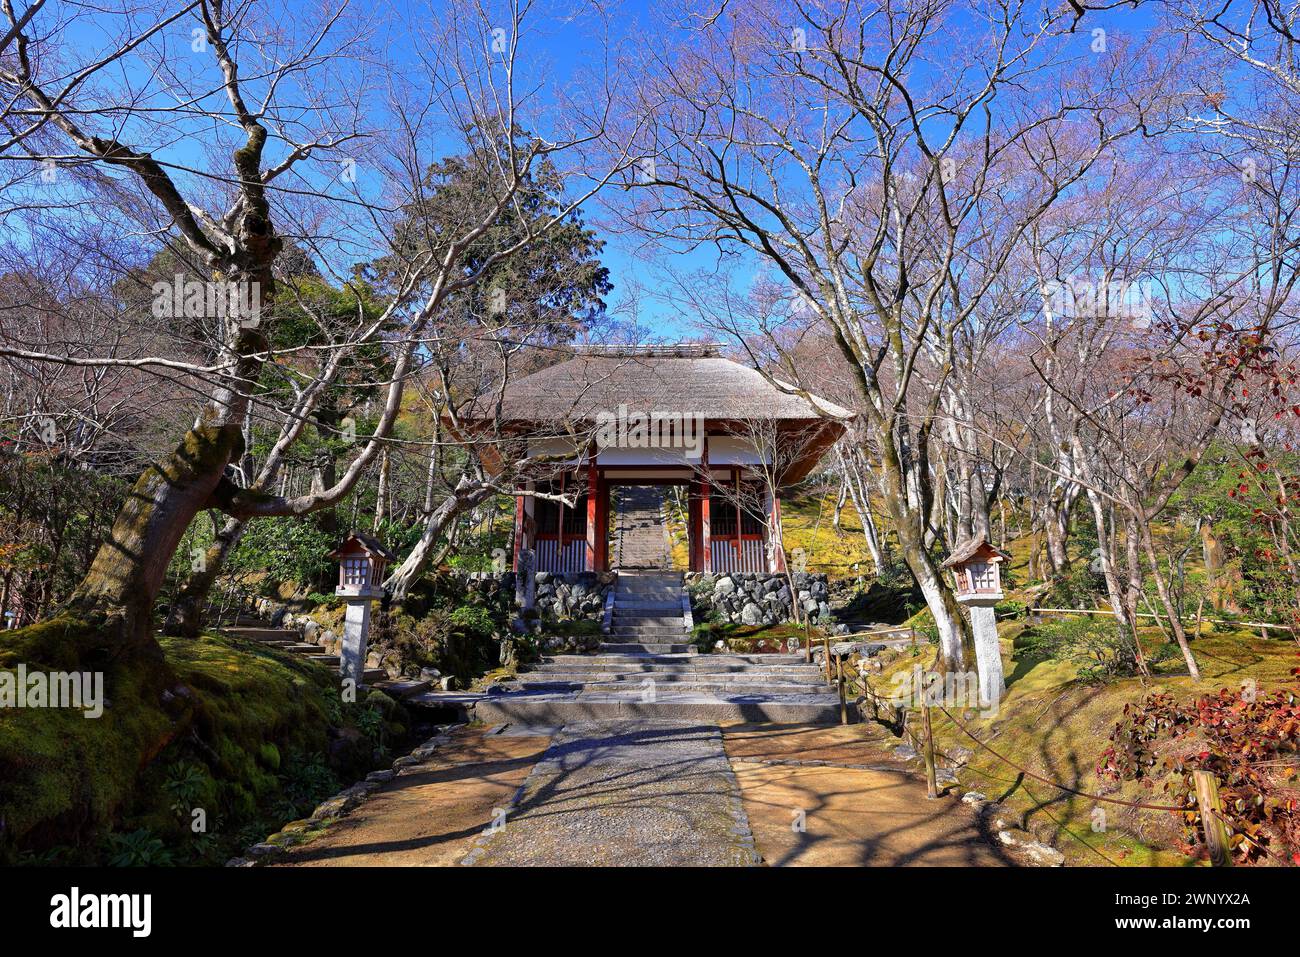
231, 517, 336, 587
450, 605, 496, 641
386, 610, 453, 670
995, 599, 1027, 619
104, 829, 175, 867
1018, 616, 1140, 682
905, 607, 939, 645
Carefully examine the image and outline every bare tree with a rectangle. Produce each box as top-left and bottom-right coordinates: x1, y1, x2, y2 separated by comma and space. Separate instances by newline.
0, 0, 633, 653
614, 0, 1168, 678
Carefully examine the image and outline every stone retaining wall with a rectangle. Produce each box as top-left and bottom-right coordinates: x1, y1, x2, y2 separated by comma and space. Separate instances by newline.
685, 571, 832, 627
460, 571, 615, 621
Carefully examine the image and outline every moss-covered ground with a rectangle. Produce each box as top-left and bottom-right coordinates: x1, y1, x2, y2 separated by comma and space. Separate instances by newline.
863, 621, 1299, 866
782, 488, 882, 579
0, 622, 409, 864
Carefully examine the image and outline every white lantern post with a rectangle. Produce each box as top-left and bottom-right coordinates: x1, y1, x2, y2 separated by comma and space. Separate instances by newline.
941, 538, 1010, 709
330, 532, 395, 687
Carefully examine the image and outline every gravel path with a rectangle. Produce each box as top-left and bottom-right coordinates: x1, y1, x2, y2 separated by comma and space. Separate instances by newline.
460, 720, 761, 866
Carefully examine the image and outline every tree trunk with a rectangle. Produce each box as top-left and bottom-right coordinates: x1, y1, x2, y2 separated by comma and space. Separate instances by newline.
66, 417, 251, 648
164, 516, 248, 638
373, 448, 390, 532
385, 478, 494, 601
1137, 516, 1201, 680
838, 449, 884, 570
1200, 519, 1226, 611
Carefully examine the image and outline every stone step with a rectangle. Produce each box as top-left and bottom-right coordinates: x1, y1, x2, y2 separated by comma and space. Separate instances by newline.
610, 635, 689, 645
224, 626, 298, 642
542, 652, 806, 666
518, 679, 824, 695
372, 678, 433, 699
405, 691, 486, 718
611, 624, 685, 633
599, 642, 693, 654
528, 663, 823, 677
520, 671, 827, 687
612, 601, 682, 612
474, 690, 848, 725
306, 653, 339, 665
284, 642, 324, 654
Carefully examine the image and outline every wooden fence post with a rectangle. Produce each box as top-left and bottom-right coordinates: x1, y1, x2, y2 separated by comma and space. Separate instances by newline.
1192, 770, 1233, 867
804, 619, 811, 664
922, 701, 938, 799
823, 636, 832, 683
837, 656, 847, 725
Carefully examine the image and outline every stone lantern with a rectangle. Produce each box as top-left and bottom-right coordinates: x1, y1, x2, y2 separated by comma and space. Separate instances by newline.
941, 538, 1010, 708
329, 532, 395, 686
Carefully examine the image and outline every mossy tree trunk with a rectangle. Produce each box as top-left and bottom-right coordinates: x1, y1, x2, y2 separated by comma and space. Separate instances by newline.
68, 321, 272, 648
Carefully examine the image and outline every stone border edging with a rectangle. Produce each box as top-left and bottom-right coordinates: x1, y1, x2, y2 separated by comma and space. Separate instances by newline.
225, 725, 457, 867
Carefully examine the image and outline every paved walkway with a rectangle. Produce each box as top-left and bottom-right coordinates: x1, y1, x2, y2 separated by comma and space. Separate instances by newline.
462, 721, 760, 865
275, 730, 550, 867
274, 721, 1009, 867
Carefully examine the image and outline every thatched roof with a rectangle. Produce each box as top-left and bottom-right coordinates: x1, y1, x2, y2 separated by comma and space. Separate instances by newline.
941, 538, 1011, 567
329, 531, 396, 562
475, 345, 855, 424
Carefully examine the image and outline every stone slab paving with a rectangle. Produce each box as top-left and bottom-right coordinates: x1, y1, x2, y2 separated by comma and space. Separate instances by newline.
274, 728, 551, 867
721, 723, 1013, 866
460, 720, 762, 866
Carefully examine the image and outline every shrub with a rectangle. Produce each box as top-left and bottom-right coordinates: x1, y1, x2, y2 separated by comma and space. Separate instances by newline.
994, 599, 1027, 619
1044, 561, 1107, 608
906, 607, 939, 645
1099, 676, 1300, 865
450, 605, 496, 641
386, 610, 453, 670
231, 518, 335, 587
104, 829, 175, 867
1018, 616, 1139, 682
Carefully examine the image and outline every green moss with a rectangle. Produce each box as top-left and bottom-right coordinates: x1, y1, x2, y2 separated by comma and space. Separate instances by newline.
0, 617, 175, 853
863, 623, 1297, 865
0, 625, 408, 863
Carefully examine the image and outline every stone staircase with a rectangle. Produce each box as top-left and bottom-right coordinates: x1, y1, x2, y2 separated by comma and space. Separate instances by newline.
476, 571, 848, 725
476, 651, 845, 725
220, 621, 393, 690
604, 570, 691, 654
613, 485, 671, 569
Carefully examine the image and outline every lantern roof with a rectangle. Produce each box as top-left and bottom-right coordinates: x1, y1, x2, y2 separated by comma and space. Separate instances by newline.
329, 531, 396, 563
941, 537, 1010, 568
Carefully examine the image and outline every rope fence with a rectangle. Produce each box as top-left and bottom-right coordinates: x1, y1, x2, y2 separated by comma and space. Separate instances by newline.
809, 639, 1293, 867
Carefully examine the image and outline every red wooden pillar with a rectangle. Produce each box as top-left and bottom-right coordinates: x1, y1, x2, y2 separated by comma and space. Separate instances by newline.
700, 475, 712, 573
585, 461, 599, 571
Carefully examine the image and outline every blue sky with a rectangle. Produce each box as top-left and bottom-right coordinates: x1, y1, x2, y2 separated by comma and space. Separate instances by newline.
40, 0, 1167, 342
